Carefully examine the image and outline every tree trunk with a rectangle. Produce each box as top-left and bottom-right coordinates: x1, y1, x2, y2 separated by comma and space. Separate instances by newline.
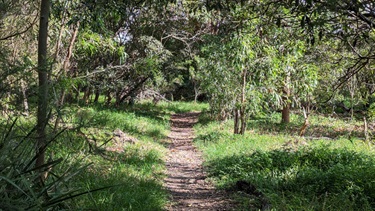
240, 108, 246, 135
193, 80, 199, 103
234, 108, 240, 134
36, 0, 50, 184
75, 87, 80, 103
20, 79, 29, 116
299, 108, 309, 136
281, 100, 290, 123
118, 77, 149, 104
281, 71, 291, 124
94, 88, 100, 103
83, 87, 91, 104
115, 89, 122, 106
239, 69, 247, 135
54, 22, 79, 131
106, 91, 112, 105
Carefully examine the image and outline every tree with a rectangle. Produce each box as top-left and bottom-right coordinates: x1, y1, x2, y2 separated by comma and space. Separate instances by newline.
36, 0, 50, 184
255, 1, 375, 95
199, 29, 272, 134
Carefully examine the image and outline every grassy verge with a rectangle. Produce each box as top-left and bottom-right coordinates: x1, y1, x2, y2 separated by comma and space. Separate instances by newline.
194, 112, 375, 210
0, 100, 208, 210
53, 101, 208, 210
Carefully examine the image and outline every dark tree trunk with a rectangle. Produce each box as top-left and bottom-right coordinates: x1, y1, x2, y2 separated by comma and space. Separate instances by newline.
94, 88, 100, 103
281, 72, 291, 124
115, 89, 122, 106
234, 109, 240, 134
118, 77, 149, 104
106, 91, 112, 105
36, 0, 50, 184
75, 87, 80, 102
83, 87, 91, 104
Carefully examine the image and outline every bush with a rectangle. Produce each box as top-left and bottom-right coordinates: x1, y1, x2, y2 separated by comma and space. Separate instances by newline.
207, 146, 375, 210
0, 118, 88, 210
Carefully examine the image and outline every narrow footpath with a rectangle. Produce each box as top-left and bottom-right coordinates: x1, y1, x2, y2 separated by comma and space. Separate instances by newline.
164, 112, 233, 210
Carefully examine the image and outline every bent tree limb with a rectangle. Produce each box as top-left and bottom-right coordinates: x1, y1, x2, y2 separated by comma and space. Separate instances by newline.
117, 76, 150, 105
54, 22, 80, 131
0, 15, 38, 41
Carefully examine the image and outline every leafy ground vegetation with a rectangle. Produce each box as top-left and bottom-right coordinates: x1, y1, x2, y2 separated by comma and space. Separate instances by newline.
2, 0, 375, 210
0, 101, 207, 210
194, 112, 375, 210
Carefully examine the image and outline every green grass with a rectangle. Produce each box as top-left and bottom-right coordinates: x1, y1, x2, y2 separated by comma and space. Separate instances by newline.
52, 100, 209, 210
247, 112, 366, 139
0, 100, 208, 210
194, 111, 375, 210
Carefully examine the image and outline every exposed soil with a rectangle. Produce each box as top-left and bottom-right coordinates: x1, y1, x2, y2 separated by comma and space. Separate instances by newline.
164, 112, 234, 210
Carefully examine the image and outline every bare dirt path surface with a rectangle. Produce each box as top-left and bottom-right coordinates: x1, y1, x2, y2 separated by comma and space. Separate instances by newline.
164, 112, 234, 211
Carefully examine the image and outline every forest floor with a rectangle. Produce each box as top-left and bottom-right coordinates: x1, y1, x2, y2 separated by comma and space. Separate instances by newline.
164, 112, 234, 210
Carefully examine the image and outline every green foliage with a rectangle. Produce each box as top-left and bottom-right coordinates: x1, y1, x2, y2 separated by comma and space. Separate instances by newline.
75, 30, 126, 69
49, 101, 207, 210
194, 111, 375, 210
0, 100, 207, 210
206, 147, 375, 210
197, 31, 268, 119
0, 118, 92, 210
367, 93, 375, 121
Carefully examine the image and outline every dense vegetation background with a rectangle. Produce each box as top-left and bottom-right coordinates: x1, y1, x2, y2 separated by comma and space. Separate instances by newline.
1, 0, 375, 210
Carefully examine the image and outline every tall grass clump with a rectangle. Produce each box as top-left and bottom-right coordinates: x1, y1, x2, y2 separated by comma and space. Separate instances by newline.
0, 118, 91, 210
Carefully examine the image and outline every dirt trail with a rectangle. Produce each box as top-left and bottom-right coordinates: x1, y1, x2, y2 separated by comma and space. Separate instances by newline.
164, 112, 233, 210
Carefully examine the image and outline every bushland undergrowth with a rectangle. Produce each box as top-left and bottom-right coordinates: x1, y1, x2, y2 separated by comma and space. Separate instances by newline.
194, 111, 375, 210
0, 101, 208, 210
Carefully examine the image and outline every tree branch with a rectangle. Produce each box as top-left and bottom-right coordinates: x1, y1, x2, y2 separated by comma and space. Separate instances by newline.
0, 15, 38, 41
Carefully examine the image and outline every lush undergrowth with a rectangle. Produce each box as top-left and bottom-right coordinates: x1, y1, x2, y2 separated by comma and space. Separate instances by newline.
194, 112, 375, 210
55, 101, 208, 210
0, 100, 208, 210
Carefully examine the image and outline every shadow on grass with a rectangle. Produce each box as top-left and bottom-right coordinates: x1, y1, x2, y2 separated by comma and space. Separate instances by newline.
70, 105, 169, 142
247, 115, 366, 140
59, 142, 167, 210
207, 146, 375, 210
88, 102, 169, 125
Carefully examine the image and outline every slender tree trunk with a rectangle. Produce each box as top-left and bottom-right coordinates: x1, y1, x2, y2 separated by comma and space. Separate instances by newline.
94, 88, 100, 103
234, 108, 240, 134
20, 80, 29, 116
115, 89, 122, 106
36, 0, 50, 184
54, 22, 79, 131
193, 80, 199, 103
299, 108, 309, 136
281, 71, 291, 124
364, 117, 370, 145
281, 100, 290, 123
106, 91, 112, 105
2, 92, 10, 116
83, 87, 91, 104
239, 69, 247, 135
75, 87, 80, 103
349, 77, 355, 121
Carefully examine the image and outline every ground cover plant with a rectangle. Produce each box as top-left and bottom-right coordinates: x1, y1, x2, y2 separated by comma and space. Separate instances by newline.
0, 101, 207, 210
55, 101, 208, 210
194, 111, 375, 210
2, 1, 375, 210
